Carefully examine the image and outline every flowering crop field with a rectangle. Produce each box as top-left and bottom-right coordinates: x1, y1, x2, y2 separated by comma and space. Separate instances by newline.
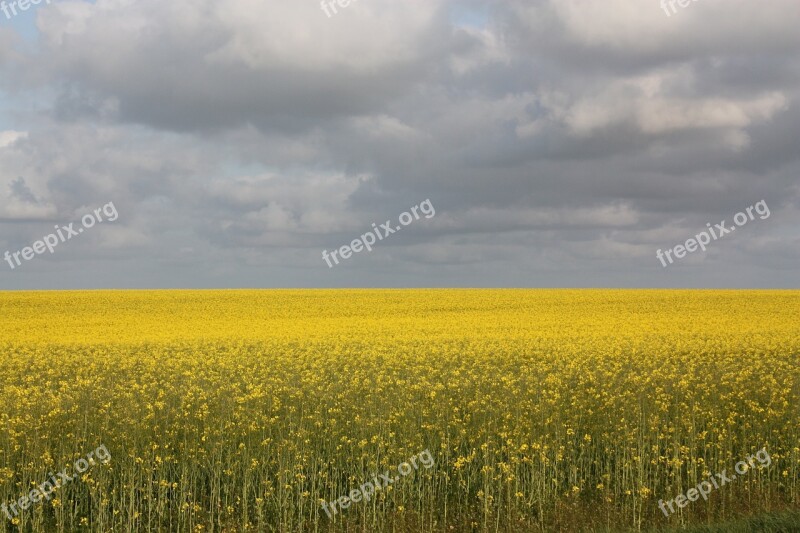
0, 290, 799, 532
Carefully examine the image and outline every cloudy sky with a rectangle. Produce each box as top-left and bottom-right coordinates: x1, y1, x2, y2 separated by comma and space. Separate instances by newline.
0, 0, 798, 289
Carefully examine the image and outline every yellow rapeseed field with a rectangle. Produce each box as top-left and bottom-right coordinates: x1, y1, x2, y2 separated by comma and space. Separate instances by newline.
0, 290, 798, 532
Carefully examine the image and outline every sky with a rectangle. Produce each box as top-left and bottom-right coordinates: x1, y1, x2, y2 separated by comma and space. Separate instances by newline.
0, 0, 798, 289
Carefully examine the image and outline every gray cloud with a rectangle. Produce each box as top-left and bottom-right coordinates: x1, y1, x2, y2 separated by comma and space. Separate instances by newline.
0, 0, 798, 288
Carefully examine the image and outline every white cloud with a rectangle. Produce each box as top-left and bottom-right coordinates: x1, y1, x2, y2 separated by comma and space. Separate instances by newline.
0, 130, 28, 148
